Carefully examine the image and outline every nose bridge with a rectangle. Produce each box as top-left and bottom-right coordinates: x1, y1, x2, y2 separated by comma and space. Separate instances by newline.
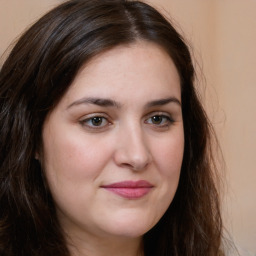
114, 120, 152, 170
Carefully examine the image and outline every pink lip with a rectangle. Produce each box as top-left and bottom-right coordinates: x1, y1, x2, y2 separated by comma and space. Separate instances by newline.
101, 180, 154, 199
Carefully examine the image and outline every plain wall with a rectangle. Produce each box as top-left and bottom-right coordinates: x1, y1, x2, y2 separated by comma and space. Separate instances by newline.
1, 0, 255, 253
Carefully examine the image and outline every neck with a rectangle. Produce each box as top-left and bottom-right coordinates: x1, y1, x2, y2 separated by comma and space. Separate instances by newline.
66, 232, 144, 256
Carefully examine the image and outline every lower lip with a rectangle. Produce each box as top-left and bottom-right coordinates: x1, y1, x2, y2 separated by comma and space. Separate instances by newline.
102, 187, 152, 199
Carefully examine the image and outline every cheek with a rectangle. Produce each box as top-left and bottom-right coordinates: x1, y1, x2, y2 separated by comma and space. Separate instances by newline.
151, 130, 184, 203
42, 128, 113, 189
153, 132, 184, 177
42, 130, 115, 220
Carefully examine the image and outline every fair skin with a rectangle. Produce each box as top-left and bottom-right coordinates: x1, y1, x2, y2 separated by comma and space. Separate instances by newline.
42, 41, 184, 256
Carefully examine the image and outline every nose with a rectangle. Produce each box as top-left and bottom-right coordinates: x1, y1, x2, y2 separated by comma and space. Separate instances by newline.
113, 125, 152, 171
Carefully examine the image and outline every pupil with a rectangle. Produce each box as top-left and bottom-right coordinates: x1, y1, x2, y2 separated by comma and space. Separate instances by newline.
152, 116, 162, 124
92, 117, 102, 126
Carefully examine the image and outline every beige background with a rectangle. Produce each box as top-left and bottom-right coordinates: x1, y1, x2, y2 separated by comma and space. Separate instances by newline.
1, 0, 255, 253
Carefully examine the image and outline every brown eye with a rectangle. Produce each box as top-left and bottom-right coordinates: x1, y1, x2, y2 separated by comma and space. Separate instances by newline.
80, 116, 109, 128
91, 117, 103, 126
145, 114, 174, 127
151, 116, 163, 124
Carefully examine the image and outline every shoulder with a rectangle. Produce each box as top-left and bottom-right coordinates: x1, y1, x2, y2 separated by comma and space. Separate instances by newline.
224, 244, 255, 256
236, 246, 255, 256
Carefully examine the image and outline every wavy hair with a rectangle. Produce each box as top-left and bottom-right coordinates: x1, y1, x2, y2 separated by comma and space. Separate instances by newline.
0, 0, 223, 255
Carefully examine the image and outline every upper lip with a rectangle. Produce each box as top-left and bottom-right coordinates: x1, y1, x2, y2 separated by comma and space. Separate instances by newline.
101, 180, 153, 188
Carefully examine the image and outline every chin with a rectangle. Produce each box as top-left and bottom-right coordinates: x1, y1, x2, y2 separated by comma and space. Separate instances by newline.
100, 214, 158, 239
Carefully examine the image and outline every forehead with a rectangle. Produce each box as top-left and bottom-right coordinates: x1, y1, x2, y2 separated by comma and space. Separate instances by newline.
59, 41, 181, 107
79, 41, 178, 79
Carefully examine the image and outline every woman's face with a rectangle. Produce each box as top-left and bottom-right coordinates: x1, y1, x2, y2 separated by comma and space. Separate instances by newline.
42, 41, 184, 242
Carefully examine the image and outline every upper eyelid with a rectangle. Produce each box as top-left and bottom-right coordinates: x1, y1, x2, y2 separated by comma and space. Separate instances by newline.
79, 112, 110, 120
145, 115, 173, 123
79, 113, 111, 125
79, 116, 111, 131
78, 111, 173, 121
144, 111, 173, 118
144, 112, 174, 125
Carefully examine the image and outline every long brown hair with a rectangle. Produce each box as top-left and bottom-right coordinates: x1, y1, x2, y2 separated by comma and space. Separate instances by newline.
0, 0, 223, 255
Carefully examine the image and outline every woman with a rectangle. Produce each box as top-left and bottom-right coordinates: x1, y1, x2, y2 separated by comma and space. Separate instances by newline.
0, 0, 224, 255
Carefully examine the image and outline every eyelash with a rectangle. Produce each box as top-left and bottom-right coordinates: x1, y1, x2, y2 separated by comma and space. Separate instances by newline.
145, 114, 174, 128
79, 112, 174, 131
79, 114, 111, 130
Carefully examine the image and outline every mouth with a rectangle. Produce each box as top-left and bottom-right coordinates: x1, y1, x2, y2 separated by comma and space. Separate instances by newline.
100, 180, 154, 199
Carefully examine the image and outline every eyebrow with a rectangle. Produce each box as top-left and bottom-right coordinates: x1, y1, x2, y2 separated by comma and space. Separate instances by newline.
67, 97, 121, 109
145, 97, 181, 108
67, 96, 181, 109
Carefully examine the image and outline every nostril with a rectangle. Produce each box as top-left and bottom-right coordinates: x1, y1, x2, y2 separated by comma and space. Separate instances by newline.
116, 151, 152, 171
113, 129, 152, 171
